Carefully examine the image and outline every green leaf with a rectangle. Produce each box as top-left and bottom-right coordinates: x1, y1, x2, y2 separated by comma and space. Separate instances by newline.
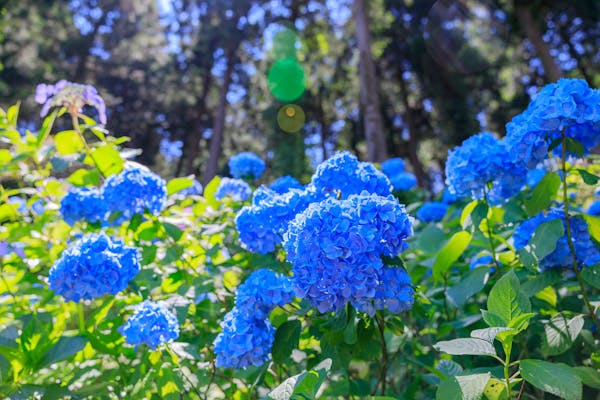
437, 359, 463, 377
524, 173, 560, 216
36, 109, 58, 147
167, 177, 194, 196
67, 168, 101, 187
54, 130, 84, 155
483, 378, 508, 400
269, 358, 331, 400
461, 201, 489, 231
572, 367, 600, 390
90, 145, 124, 176
577, 169, 600, 185
519, 359, 582, 400
521, 269, 563, 297
7, 102, 20, 126
203, 177, 221, 209
433, 338, 496, 356
529, 219, 564, 261
581, 263, 600, 289
446, 267, 489, 308
542, 313, 584, 356
272, 320, 301, 364
162, 222, 184, 241
486, 270, 531, 327
38, 336, 87, 369
416, 225, 447, 254
584, 215, 600, 243
436, 373, 491, 400
470, 327, 513, 343
565, 137, 584, 156
433, 231, 472, 281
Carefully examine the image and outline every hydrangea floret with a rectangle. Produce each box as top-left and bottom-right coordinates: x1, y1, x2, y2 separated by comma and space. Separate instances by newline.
48, 233, 140, 301
119, 301, 180, 350
213, 308, 275, 369
416, 202, 449, 223
505, 78, 600, 168
269, 175, 303, 194
36, 80, 107, 124
445, 132, 527, 204
228, 152, 266, 180
235, 269, 295, 319
214, 178, 252, 202
60, 187, 106, 225
283, 193, 414, 314
103, 165, 167, 222
513, 208, 600, 271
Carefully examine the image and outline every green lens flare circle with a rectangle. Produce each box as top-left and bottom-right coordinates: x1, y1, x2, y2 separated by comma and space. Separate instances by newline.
277, 104, 305, 133
268, 58, 306, 102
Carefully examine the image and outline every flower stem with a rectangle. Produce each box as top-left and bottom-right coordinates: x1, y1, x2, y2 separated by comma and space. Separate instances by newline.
78, 302, 86, 334
482, 190, 501, 271
560, 132, 600, 331
71, 112, 106, 179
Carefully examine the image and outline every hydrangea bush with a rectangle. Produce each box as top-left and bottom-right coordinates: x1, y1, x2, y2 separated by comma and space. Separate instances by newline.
1, 78, 600, 400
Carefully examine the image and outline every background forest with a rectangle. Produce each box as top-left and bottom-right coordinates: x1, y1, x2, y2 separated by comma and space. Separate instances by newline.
1, 0, 598, 188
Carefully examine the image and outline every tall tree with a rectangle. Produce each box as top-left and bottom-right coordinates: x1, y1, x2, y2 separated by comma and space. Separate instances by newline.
353, 0, 388, 162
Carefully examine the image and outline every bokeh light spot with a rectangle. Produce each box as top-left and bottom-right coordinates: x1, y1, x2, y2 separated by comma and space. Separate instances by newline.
268, 58, 306, 102
277, 104, 305, 133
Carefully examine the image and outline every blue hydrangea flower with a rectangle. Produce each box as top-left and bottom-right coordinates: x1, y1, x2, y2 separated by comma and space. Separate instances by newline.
215, 178, 252, 202
102, 165, 167, 223
353, 266, 414, 315
119, 301, 179, 350
469, 254, 494, 270
416, 202, 449, 223
588, 201, 600, 217
389, 172, 418, 192
213, 308, 275, 369
269, 175, 303, 194
527, 167, 547, 188
228, 152, 266, 180
441, 187, 458, 204
381, 158, 406, 176
60, 187, 107, 225
235, 269, 295, 319
445, 132, 527, 204
506, 79, 600, 168
48, 233, 140, 301
311, 152, 392, 199
36, 80, 107, 124
178, 180, 203, 196
514, 208, 600, 271
236, 186, 316, 254
283, 193, 413, 313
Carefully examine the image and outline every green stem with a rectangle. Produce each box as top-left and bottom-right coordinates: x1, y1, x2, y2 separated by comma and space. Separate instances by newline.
482, 190, 501, 271
375, 312, 389, 395
503, 346, 512, 400
78, 302, 85, 334
560, 131, 600, 331
71, 113, 105, 179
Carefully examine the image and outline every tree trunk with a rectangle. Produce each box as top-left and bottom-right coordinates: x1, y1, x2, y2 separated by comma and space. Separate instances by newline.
353, 0, 388, 162
398, 70, 428, 188
203, 48, 235, 185
515, 2, 561, 82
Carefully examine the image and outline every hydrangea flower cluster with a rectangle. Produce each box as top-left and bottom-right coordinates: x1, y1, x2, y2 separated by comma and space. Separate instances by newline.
119, 301, 179, 350
505, 79, 600, 168
60, 187, 106, 225
283, 193, 414, 314
36, 80, 107, 124
441, 187, 458, 204
215, 178, 252, 202
416, 202, 449, 223
526, 167, 547, 188
311, 152, 392, 199
445, 132, 527, 204
514, 208, 600, 271
213, 308, 275, 369
178, 179, 203, 196
48, 233, 140, 302
380, 157, 417, 192
588, 201, 600, 217
236, 186, 316, 254
103, 166, 167, 223
235, 269, 295, 319
269, 175, 303, 194
228, 152, 266, 180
